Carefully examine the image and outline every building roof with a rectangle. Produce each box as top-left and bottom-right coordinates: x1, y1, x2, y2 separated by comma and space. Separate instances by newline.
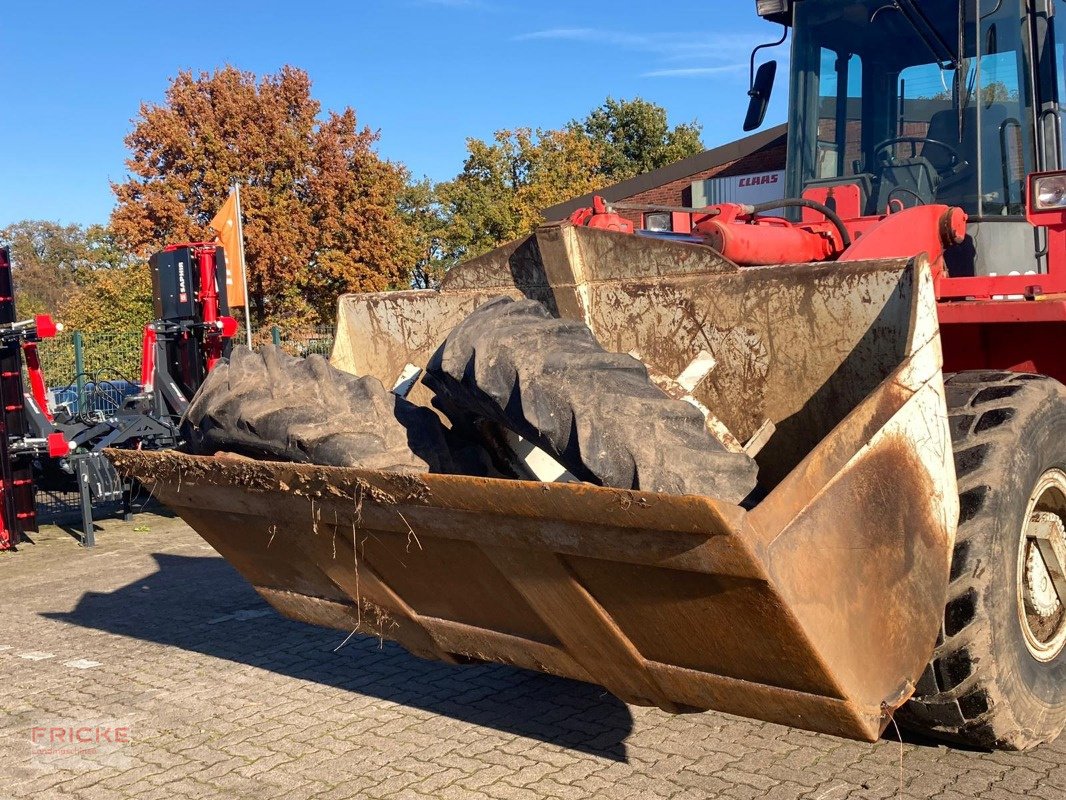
542, 123, 788, 220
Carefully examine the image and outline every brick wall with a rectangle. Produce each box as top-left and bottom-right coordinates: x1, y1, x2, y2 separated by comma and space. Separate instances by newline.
619, 141, 788, 220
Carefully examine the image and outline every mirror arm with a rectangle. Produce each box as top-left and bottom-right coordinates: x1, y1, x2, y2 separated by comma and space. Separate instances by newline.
749, 24, 789, 94
981, 0, 1005, 22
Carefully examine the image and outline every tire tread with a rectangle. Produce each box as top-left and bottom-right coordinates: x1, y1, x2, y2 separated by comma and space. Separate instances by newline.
900, 371, 1066, 748
423, 297, 760, 503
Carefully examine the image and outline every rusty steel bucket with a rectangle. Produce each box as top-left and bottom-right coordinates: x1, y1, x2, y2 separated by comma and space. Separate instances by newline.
111, 222, 958, 742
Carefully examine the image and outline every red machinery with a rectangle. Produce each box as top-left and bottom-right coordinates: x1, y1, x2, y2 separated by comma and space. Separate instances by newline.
0, 246, 66, 549
0, 242, 236, 549
596, 0, 1066, 389
141, 243, 238, 417
562, 0, 1066, 748
588, 179, 1066, 382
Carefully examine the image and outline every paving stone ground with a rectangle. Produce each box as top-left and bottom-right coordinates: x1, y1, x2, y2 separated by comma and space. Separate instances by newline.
0, 509, 1063, 800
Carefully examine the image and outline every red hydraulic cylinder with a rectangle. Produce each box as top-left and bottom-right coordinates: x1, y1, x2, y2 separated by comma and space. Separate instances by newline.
140, 324, 157, 390
20, 342, 52, 423
696, 216, 837, 265
196, 246, 224, 372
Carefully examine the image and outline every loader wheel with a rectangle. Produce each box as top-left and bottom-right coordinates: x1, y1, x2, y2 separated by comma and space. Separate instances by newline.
184, 345, 455, 474
422, 297, 760, 504
901, 371, 1066, 749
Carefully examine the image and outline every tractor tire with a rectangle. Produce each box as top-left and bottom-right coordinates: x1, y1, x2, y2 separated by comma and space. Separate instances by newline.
900, 371, 1066, 749
423, 297, 760, 504
184, 345, 455, 474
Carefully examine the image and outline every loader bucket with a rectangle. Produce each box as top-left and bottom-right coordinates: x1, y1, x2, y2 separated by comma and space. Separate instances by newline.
110, 222, 958, 743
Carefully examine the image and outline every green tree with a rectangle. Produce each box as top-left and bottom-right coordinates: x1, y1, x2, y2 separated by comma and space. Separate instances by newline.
111, 65, 416, 327
398, 178, 452, 289
57, 262, 154, 333
409, 97, 705, 268
929, 80, 1018, 103
433, 127, 603, 262
1, 220, 131, 317
576, 97, 704, 182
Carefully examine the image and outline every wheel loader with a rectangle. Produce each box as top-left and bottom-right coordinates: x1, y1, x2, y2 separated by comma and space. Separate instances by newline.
111, 0, 1066, 750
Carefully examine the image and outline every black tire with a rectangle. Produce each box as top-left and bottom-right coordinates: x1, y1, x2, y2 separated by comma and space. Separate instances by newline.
184, 345, 454, 474
901, 371, 1066, 749
423, 297, 759, 504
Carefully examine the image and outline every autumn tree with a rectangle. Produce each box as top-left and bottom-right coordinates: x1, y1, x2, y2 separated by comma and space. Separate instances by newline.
111, 66, 415, 327
1, 220, 130, 316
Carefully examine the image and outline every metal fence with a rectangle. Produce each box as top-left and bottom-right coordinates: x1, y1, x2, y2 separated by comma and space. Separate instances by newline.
35, 324, 336, 389
30, 323, 335, 529
37, 330, 143, 392
265, 325, 336, 358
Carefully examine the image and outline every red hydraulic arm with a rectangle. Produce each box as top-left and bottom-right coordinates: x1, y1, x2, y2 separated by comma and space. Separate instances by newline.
571, 175, 1066, 384
140, 324, 157, 390
160, 242, 238, 376
194, 243, 224, 371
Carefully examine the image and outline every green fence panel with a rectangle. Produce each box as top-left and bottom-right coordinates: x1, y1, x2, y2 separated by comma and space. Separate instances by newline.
35, 321, 337, 391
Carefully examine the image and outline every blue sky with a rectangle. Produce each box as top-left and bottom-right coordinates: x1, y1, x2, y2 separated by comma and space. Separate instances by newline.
0, 0, 789, 228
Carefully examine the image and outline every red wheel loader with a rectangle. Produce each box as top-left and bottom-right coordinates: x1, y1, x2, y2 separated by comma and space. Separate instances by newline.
112, 0, 1066, 750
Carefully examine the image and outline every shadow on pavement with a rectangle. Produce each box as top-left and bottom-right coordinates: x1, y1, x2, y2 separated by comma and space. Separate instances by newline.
882, 720, 990, 752
45, 552, 634, 761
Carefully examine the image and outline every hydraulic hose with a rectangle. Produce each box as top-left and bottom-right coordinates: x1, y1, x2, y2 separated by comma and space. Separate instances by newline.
747, 198, 853, 249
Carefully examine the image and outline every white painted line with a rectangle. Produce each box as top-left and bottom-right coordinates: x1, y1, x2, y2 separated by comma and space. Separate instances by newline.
64, 659, 102, 670
19, 652, 54, 661
234, 609, 272, 621
0, 645, 11, 652
208, 608, 273, 624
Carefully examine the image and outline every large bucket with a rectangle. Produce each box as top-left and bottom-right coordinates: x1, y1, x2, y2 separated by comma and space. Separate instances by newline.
111, 223, 958, 742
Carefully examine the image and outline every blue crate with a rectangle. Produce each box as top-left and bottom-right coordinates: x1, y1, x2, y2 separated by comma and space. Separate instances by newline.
49, 380, 144, 416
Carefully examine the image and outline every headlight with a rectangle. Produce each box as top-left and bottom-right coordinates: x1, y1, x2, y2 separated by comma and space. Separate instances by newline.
756, 0, 790, 17
644, 212, 671, 232
1033, 174, 1066, 210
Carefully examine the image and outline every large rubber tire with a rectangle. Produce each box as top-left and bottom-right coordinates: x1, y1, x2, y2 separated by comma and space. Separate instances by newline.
901, 371, 1066, 749
185, 345, 454, 474
423, 297, 760, 504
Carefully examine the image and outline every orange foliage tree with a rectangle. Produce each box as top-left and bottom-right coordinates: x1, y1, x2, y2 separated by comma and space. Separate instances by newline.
111, 66, 415, 327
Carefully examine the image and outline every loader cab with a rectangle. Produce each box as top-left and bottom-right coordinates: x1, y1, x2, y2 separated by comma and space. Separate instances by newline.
777, 0, 1064, 275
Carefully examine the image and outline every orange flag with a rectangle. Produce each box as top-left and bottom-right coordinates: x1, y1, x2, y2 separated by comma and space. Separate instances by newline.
209, 191, 246, 307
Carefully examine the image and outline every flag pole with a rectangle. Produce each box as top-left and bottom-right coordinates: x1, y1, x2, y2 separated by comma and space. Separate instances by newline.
233, 182, 253, 347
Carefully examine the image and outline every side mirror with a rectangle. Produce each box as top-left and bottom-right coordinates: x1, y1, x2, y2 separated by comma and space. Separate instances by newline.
744, 60, 778, 131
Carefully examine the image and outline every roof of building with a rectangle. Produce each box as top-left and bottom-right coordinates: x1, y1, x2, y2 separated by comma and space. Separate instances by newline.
542, 123, 788, 220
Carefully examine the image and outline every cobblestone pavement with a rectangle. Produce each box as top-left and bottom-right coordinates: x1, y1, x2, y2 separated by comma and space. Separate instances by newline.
0, 511, 1063, 800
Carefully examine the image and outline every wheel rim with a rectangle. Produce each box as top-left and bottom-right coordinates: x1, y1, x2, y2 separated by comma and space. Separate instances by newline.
1017, 469, 1066, 662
